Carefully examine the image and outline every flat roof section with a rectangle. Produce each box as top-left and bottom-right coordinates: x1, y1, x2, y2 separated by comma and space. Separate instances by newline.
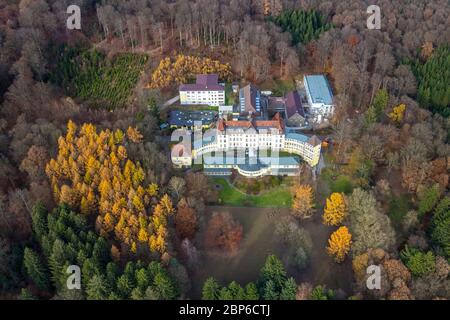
169, 110, 218, 127
304, 75, 334, 105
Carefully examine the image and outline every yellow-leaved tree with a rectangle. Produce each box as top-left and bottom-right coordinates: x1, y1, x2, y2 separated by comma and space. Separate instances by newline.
323, 193, 347, 226
46, 120, 172, 255
388, 103, 406, 124
327, 226, 352, 263
148, 55, 232, 89
291, 184, 315, 219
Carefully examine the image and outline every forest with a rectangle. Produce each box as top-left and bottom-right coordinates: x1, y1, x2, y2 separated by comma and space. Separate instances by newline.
0, 0, 449, 301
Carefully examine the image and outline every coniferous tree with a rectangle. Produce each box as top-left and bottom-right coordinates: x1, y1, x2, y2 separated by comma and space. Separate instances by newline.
23, 247, 49, 291
202, 277, 220, 300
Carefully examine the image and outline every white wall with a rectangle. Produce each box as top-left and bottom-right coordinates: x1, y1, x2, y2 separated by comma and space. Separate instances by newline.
180, 90, 225, 106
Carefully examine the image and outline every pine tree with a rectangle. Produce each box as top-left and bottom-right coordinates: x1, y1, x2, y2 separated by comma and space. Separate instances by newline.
86, 274, 110, 300
31, 202, 48, 242
418, 184, 441, 217
23, 247, 49, 291
153, 271, 177, 300
430, 197, 450, 258
259, 255, 287, 294
244, 282, 259, 300
202, 277, 219, 300
262, 280, 279, 300
279, 277, 297, 300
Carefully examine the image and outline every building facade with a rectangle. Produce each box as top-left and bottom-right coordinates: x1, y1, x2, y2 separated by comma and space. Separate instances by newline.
172, 113, 322, 177
179, 74, 225, 106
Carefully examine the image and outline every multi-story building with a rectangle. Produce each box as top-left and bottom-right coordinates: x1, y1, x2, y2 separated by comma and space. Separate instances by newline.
284, 91, 306, 127
179, 74, 225, 106
239, 84, 261, 115
172, 113, 322, 177
304, 75, 335, 117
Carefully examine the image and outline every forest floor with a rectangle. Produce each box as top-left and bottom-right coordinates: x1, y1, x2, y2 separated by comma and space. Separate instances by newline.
190, 206, 354, 299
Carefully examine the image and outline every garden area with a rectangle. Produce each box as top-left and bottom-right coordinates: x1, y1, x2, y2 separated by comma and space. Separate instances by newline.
50, 46, 148, 109
190, 206, 353, 298
212, 177, 293, 208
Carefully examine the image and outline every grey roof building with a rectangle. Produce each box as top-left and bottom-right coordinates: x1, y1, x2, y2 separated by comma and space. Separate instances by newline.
239, 84, 261, 114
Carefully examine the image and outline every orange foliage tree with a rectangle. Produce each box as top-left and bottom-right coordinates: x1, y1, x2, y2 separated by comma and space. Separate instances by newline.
46, 121, 173, 255
323, 192, 347, 226
327, 226, 352, 263
148, 55, 232, 89
291, 184, 315, 219
204, 212, 243, 254
175, 199, 198, 240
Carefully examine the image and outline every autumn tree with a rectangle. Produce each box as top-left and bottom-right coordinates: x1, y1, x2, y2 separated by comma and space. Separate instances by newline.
291, 184, 315, 219
148, 55, 232, 89
323, 193, 347, 226
174, 199, 197, 240
327, 226, 352, 263
45, 121, 170, 255
204, 212, 243, 254
388, 104, 406, 125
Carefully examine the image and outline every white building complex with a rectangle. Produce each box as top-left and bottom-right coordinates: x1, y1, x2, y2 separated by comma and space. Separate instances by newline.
304, 75, 335, 117
172, 113, 322, 178
179, 74, 225, 106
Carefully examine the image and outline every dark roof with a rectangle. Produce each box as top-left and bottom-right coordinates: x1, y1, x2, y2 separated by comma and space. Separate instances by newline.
179, 74, 224, 92
240, 84, 259, 113
197, 74, 218, 85
169, 110, 217, 127
285, 91, 305, 118
308, 135, 322, 147
268, 96, 286, 110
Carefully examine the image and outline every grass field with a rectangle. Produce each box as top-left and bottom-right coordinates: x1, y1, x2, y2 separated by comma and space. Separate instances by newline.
213, 178, 292, 207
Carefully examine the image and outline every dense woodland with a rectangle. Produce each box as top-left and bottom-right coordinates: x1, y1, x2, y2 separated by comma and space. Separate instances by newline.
0, 0, 449, 300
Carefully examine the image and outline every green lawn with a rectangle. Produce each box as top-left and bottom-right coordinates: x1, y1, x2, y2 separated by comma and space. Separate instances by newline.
272, 79, 296, 96
225, 82, 235, 105
213, 178, 292, 208
320, 167, 353, 195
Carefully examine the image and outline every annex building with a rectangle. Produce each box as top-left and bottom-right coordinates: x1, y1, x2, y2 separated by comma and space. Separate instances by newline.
179, 74, 225, 106
303, 75, 335, 117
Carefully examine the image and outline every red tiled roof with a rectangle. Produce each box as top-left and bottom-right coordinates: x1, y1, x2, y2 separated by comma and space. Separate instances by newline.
217, 113, 284, 132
